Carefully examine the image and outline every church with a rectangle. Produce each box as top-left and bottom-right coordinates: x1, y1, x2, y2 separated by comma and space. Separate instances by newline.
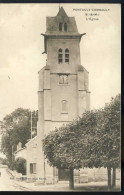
15, 6, 96, 184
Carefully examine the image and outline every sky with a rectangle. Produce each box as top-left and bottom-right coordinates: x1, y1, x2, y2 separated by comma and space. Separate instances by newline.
0, 3, 121, 121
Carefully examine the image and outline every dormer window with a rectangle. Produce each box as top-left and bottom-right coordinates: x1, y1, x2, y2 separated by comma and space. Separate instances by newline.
64, 23, 67, 31
59, 23, 62, 31
65, 49, 69, 63
58, 48, 63, 63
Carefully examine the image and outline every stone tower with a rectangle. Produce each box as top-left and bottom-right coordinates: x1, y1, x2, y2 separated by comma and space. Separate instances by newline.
37, 7, 90, 183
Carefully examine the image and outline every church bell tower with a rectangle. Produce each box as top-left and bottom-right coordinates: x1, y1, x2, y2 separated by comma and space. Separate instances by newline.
37, 6, 90, 183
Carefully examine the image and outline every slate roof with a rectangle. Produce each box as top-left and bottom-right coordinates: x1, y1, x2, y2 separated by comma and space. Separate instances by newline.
46, 7, 79, 35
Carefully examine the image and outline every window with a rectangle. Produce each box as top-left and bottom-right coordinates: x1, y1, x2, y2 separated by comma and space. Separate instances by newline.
59, 23, 67, 32
58, 48, 63, 64
59, 23, 62, 31
30, 163, 36, 174
62, 100, 68, 113
64, 23, 67, 31
65, 49, 69, 63
59, 75, 68, 84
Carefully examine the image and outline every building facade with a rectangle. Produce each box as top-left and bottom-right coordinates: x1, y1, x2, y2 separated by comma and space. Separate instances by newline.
15, 7, 91, 183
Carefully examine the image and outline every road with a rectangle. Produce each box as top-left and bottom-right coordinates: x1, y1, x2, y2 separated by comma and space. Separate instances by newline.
0, 165, 121, 191
0, 165, 30, 191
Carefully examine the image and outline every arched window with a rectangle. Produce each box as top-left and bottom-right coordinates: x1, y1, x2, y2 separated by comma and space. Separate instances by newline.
59, 23, 62, 31
58, 49, 63, 63
64, 23, 67, 31
62, 100, 68, 113
65, 48, 69, 63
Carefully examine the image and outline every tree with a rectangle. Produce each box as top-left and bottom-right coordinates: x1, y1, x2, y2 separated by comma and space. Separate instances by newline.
95, 94, 121, 190
42, 110, 99, 189
43, 94, 120, 190
42, 125, 79, 189
1, 108, 38, 169
77, 94, 120, 190
14, 157, 26, 175
78, 94, 121, 190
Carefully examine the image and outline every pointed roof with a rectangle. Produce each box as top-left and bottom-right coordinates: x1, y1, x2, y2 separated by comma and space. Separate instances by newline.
56, 6, 68, 17
46, 6, 79, 35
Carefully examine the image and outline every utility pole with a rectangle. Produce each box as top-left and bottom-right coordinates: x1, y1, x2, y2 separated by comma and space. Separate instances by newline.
31, 111, 38, 139
12, 145, 14, 162
31, 111, 32, 139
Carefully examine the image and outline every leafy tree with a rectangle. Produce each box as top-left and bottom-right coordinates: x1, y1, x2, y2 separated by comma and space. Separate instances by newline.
43, 94, 120, 190
42, 111, 99, 189
85, 94, 121, 190
43, 125, 79, 189
74, 94, 120, 190
93, 94, 121, 190
1, 108, 38, 169
14, 157, 26, 175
